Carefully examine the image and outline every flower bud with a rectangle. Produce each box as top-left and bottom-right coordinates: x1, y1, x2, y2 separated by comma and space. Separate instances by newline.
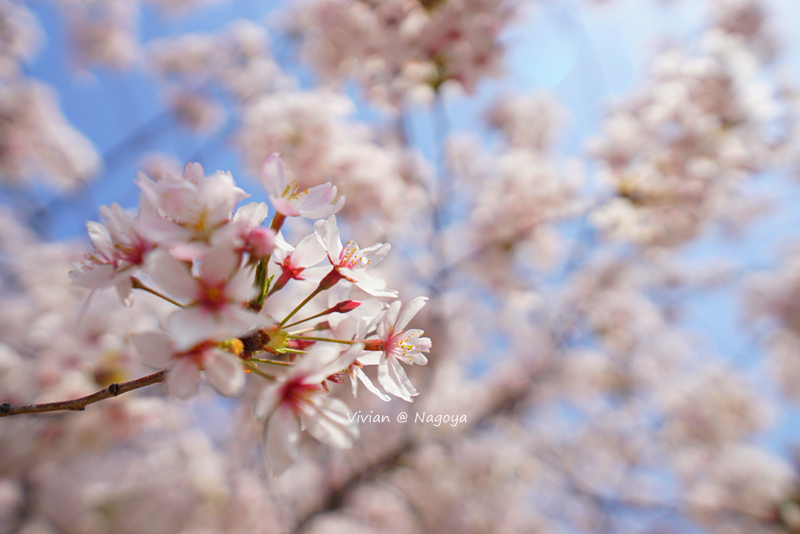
249, 228, 276, 259
328, 300, 361, 313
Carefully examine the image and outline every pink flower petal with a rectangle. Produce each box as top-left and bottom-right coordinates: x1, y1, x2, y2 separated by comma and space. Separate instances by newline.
259, 154, 286, 198
167, 357, 201, 399
263, 405, 300, 477
204, 349, 245, 396
146, 250, 197, 301
131, 332, 175, 369
396, 296, 428, 332
300, 397, 358, 449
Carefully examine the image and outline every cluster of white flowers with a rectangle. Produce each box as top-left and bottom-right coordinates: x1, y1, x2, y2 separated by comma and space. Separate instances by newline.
69, 155, 431, 476
235, 88, 430, 226
587, 1, 795, 248
52, 0, 224, 70
746, 246, 800, 402
446, 93, 584, 280
148, 19, 293, 131
146, 21, 431, 231
288, 0, 516, 110
0, 1, 100, 191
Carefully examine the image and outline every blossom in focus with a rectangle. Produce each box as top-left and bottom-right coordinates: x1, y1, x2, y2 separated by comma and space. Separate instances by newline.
329, 311, 391, 403
270, 232, 328, 292
373, 296, 431, 402
253, 344, 362, 477
260, 153, 344, 218
214, 201, 276, 260
131, 331, 245, 399
314, 215, 397, 297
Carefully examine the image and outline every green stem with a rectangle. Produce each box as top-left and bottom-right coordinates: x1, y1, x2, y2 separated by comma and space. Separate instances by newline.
287, 335, 357, 345
280, 287, 323, 327
284, 309, 330, 329
248, 259, 270, 311
241, 360, 275, 380
131, 278, 185, 308
250, 358, 294, 367
288, 326, 319, 335
248, 212, 287, 311
279, 268, 342, 327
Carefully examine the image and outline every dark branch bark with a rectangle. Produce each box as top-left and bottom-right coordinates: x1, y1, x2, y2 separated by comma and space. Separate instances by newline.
0, 370, 167, 417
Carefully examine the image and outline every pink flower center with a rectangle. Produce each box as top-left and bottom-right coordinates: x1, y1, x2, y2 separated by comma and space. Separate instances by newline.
386, 330, 416, 361
279, 375, 325, 413
281, 256, 306, 280
197, 280, 228, 311
338, 241, 370, 270
115, 238, 151, 266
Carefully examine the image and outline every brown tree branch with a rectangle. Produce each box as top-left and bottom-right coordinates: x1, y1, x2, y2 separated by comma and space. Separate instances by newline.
0, 370, 167, 417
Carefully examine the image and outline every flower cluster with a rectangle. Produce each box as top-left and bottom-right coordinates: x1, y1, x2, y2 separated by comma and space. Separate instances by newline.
69, 155, 431, 476
587, 3, 794, 248
289, 0, 516, 110
0, 1, 100, 191
148, 19, 292, 131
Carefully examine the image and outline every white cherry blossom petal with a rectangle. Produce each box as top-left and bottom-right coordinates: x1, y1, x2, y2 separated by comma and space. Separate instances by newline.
146, 250, 197, 301
301, 397, 358, 449
396, 296, 428, 332
263, 405, 300, 477
259, 153, 286, 198
354, 366, 390, 402
253, 382, 282, 420
167, 357, 202, 399
233, 201, 269, 231
130, 332, 175, 370
204, 349, 245, 397
378, 355, 418, 402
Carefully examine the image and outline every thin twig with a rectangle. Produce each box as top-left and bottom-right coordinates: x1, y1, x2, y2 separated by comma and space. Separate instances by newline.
132, 277, 185, 308
0, 370, 167, 417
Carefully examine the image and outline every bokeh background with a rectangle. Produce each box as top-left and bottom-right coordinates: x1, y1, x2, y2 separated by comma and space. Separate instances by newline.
3, 0, 800, 533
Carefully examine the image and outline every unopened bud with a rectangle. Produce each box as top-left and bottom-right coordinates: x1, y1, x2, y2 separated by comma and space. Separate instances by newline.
328, 300, 361, 313
317, 269, 343, 291
249, 228, 276, 259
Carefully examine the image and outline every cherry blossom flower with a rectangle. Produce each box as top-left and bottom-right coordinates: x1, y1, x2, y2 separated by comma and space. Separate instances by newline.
136, 162, 249, 254
260, 153, 344, 219
253, 344, 362, 477
70, 200, 157, 304
329, 312, 391, 403
314, 215, 397, 297
372, 296, 430, 402
270, 232, 328, 292
212, 201, 276, 260
131, 332, 245, 399
146, 244, 265, 350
